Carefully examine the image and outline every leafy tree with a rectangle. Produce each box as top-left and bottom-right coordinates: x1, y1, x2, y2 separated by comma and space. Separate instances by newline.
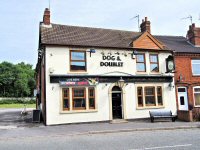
0, 61, 35, 97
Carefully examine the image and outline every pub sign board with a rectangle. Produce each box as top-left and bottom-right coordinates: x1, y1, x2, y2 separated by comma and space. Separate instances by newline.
166, 55, 175, 73
100, 55, 123, 67
59, 78, 99, 86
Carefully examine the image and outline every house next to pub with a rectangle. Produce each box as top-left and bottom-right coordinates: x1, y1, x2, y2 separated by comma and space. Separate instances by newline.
36, 8, 199, 125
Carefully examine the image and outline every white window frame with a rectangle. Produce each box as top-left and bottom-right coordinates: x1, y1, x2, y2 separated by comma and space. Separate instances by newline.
192, 59, 200, 76
193, 86, 200, 107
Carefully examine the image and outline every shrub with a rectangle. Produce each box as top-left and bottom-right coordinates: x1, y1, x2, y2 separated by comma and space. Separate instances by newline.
0, 99, 35, 104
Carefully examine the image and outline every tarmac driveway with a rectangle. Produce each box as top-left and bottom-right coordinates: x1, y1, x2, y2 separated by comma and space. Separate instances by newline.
0, 108, 43, 129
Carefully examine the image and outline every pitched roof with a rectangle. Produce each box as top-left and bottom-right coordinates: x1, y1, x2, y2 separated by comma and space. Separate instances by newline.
40, 23, 200, 53
155, 35, 200, 53
40, 23, 142, 49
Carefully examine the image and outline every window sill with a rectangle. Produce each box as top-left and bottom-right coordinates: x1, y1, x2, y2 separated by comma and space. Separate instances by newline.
149, 72, 161, 75
192, 75, 200, 77
136, 72, 148, 75
67, 72, 88, 74
194, 106, 200, 108
136, 106, 165, 110
60, 109, 97, 114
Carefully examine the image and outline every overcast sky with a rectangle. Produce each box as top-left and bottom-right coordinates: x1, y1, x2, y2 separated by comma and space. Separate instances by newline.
0, 0, 199, 66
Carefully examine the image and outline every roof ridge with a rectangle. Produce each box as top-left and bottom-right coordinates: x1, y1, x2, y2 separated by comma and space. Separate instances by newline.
155, 35, 185, 38
50, 23, 140, 34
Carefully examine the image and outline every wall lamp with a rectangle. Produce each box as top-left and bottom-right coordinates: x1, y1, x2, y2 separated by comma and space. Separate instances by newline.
87, 49, 96, 57
168, 82, 175, 90
131, 50, 138, 59
117, 77, 125, 88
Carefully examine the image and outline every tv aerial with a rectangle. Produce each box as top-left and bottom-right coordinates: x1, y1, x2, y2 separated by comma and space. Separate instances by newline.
181, 15, 192, 24
130, 15, 140, 31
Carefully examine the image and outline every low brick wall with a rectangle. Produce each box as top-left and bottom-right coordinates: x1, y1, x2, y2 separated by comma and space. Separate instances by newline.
177, 110, 193, 122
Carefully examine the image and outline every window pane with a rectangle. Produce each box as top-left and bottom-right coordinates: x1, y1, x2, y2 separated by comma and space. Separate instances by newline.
178, 88, 186, 92
63, 89, 68, 97
89, 89, 94, 97
63, 99, 69, 109
194, 93, 200, 105
194, 88, 200, 92
137, 87, 142, 95
136, 54, 144, 62
158, 96, 163, 105
137, 63, 145, 72
192, 64, 200, 75
71, 62, 86, 70
192, 60, 200, 63
145, 96, 156, 106
71, 52, 85, 60
150, 55, 158, 63
180, 96, 185, 105
74, 89, 84, 97
89, 98, 95, 108
157, 87, 162, 95
73, 98, 86, 108
150, 64, 159, 72
138, 97, 143, 106
145, 87, 154, 95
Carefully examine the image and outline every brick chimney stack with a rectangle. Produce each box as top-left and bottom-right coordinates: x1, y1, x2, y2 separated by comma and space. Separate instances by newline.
140, 17, 151, 33
43, 8, 50, 25
187, 23, 200, 46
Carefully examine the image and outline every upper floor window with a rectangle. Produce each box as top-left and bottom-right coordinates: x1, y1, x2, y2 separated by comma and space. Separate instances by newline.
150, 54, 159, 72
136, 53, 146, 72
70, 50, 86, 71
194, 87, 200, 106
192, 60, 200, 75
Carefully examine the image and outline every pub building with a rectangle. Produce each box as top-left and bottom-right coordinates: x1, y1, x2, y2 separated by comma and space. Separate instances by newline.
36, 8, 176, 125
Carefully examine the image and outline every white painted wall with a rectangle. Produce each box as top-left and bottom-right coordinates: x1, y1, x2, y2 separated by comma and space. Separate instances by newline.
46, 46, 171, 76
45, 46, 176, 125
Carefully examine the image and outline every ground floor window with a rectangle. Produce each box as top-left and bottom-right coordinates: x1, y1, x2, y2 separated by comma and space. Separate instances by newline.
137, 85, 163, 108
72, 88, 86, 110
62, 87, 96, 111
194, 86, 200, 106
62, 88, 69, 110
89, 88, 95, 109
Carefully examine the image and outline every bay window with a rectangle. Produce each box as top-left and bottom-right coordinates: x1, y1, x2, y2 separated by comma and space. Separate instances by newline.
62, 87, 96, 111
137, 86, 163, 108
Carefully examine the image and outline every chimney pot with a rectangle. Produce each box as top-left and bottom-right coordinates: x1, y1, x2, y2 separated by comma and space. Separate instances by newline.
43, 8, 50, 25
192, 23, 195, 28
187, 23, 200, 46
140, 17, 151, 33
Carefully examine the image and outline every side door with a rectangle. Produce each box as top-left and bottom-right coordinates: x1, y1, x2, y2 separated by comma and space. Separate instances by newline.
177, 87, 188, 110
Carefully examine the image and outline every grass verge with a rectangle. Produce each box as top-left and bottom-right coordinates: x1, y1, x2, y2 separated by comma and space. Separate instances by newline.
0, 104, 36, 108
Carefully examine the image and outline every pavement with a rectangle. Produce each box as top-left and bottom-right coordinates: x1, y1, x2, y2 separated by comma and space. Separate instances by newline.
0, 108, 200, 139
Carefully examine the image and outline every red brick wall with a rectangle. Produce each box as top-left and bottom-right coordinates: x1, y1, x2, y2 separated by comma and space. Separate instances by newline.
175, 53, 200, 116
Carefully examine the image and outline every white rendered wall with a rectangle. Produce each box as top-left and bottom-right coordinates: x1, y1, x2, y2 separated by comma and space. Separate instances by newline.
45, 46, 176, 125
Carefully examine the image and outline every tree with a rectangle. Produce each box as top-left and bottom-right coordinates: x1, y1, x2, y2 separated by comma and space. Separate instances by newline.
0, 61, 36, 97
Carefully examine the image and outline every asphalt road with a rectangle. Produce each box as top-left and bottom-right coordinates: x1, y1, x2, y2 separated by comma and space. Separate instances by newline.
0, 129, 200, 150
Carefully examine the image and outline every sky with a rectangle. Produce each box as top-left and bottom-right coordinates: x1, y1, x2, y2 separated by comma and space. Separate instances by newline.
0, 0, 200, 67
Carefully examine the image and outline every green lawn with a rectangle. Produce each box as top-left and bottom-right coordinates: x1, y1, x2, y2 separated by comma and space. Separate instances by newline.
0, 104, 36, 108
